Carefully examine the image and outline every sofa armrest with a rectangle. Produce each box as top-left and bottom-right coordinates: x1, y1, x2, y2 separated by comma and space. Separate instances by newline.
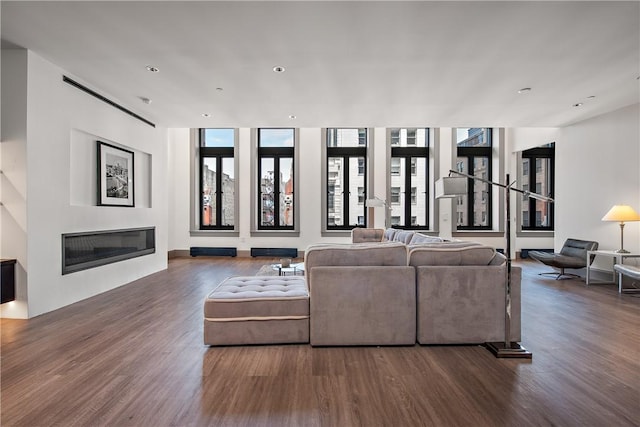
309, 266, 416, 346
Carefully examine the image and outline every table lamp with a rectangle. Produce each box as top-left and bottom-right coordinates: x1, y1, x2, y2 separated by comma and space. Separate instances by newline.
601, 205, 640, 253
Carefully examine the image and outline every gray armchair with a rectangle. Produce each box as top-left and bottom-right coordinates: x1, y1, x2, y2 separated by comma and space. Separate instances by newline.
529, 238, 599, 280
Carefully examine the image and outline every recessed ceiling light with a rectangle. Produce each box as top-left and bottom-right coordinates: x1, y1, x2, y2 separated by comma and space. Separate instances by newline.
202, 113, 211, 118
587, 95, 596, 99
517, 87, 532, 94
146, 65, 159, 73
573, 103, 583, 107
289, 115, 296, 119
216, 87, 224, 91
140, 97, 152, 105
273, 66, 286, 73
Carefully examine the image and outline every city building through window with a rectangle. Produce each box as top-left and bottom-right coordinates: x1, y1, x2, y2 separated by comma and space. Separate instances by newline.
326, 128, 367, 229
389, 128, 429, 229
455, 128, 492, 230
258, 128, 295, 230
521, 143, 554, 230
199, 128, 235, 230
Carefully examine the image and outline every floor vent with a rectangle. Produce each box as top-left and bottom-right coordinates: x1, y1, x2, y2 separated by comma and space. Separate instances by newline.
520, 248, 554, 259
62, 76, 156, 128
190, 247, 237, 257
251, 248, 298, 258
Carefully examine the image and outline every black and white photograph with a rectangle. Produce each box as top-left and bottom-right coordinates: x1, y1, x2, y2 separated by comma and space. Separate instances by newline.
97, 141, 134, 207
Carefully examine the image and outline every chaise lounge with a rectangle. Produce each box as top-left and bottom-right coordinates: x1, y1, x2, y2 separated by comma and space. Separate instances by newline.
529, 238, 598, 280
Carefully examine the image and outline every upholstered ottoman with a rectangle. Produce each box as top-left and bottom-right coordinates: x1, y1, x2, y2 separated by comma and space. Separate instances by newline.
204, 276, 309, 345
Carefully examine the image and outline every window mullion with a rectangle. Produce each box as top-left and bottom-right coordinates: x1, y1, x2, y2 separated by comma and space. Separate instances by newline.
215, 156, 222, 227
404, 156, 411, 227
467, 155, 475, 227
200, 153, 206, 228
343, 155, 350, 226
273, 155, 281, 227
529, 157, 536, 228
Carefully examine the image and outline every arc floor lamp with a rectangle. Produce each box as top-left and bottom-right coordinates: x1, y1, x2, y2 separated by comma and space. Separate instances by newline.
436, 170, 554, 359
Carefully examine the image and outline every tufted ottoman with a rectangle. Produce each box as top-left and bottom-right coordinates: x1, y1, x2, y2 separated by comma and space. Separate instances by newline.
204, 276, 309, 345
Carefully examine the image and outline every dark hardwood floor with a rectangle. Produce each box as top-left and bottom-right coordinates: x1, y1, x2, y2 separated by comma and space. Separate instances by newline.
1, 257, 638, 427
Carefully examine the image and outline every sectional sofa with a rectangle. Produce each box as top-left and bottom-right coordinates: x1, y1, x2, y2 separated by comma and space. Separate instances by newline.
204, 228, 521, 347
305, 228, 521, 346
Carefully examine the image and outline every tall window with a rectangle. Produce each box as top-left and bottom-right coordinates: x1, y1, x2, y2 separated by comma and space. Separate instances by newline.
258, 129, 295, 230
199, 129, 235, 230
389, 128, 429, 229
456, 128, 492, 229
326, 128, 367, 229
521, 143, 554, 230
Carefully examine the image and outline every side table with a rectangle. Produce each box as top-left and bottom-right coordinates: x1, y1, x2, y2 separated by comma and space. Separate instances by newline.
586, 250, 640, 293
272, 262, 305, 276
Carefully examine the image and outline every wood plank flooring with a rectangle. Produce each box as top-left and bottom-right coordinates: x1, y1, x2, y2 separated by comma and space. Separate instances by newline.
1, 257, 639, 426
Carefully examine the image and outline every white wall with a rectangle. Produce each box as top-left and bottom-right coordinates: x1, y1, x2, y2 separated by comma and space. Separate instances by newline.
1, 50, 169, 318
168, 128, 190, 249
1, 49, 29, 318
509, 127, 561, 153
556, 103, 640, 271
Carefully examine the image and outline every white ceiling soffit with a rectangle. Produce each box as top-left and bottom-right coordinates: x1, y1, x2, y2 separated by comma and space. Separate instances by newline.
1, 1, 639, 129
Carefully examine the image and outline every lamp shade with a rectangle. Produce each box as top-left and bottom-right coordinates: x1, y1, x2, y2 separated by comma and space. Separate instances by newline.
435, 177, 467, 198
365, 198, 385, 207
601, 205, 640, 222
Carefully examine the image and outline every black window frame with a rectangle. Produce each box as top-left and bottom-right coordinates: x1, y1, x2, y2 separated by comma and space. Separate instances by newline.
521, 144, 555, 231
456, 128, 493, 230
390, 128, 429, 230
326, 128, 368, 230
199, 128, 235, 230
257, 128, 295, 231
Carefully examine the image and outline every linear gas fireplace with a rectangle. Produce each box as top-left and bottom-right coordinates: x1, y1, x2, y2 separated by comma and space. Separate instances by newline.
62, 227, 155, 274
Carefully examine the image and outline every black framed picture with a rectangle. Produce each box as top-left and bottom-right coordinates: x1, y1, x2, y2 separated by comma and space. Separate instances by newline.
97, 141, 135, 207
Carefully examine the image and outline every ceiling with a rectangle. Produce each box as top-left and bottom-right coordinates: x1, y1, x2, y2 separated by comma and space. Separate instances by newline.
2, 1, 639, 129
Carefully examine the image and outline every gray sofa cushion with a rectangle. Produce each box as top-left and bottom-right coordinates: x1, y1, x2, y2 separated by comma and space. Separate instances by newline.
393, 230, 415, 244
305, 242, 407, 270
351, 228, 384, 243
408, 244, 496, 266
416, 266, 521, 344
310, 266, 416, 346
204, 276, 310, 346
383, 228, 398, 241
407, 240, 481, 251
409, 233, 445, 245
204, 276, 309, 319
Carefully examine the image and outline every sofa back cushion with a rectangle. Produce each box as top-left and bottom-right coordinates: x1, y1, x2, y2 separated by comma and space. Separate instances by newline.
306, 242, 407, 267
393, 230, 415, 244
489, 251, 507, 265
409, 233, 445, 245
351, 228, 384, 243
382, 228, 398, 241
408, 243, 496, 266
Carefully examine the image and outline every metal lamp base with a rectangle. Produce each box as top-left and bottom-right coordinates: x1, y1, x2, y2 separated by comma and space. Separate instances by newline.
615, 249, 630, 254
485, 342, 532, 359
